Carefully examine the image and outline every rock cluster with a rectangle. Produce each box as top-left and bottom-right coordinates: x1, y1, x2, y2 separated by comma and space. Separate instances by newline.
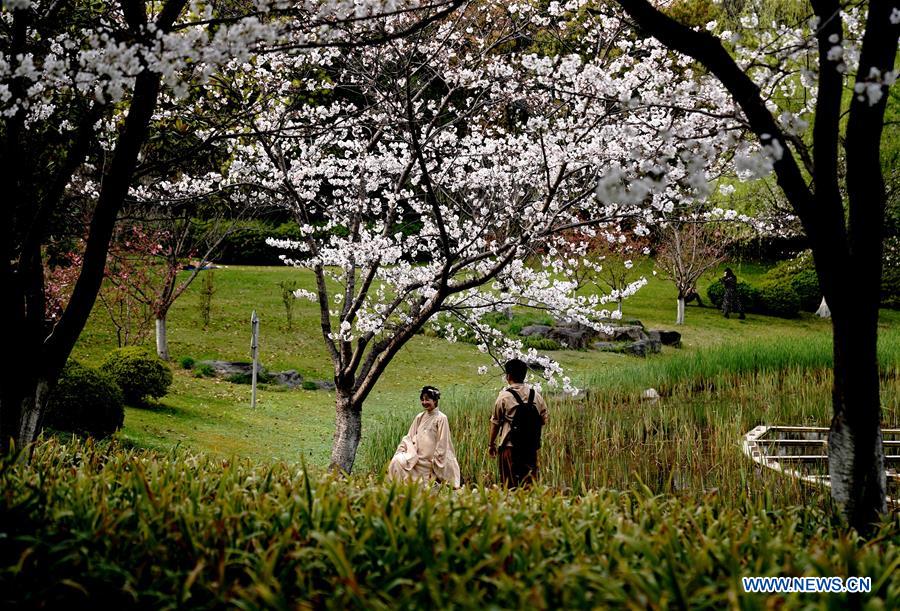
195, 360, 335, 390
519, 321, 681, 357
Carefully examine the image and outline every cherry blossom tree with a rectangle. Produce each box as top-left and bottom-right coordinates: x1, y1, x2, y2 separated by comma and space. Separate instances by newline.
118, 203, 248, 360
655, 221, 727, 325
0, 0, 464, 454
210, 1, 746, 472
615, 0, 899, 531
97, 224, 162, 348
569, 228, 650, 316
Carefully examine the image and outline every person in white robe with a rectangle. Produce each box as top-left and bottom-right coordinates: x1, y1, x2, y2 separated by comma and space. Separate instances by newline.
387, 386, 461, 488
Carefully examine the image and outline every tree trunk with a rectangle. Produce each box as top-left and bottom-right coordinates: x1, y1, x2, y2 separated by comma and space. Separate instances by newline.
329, 390, 362, 474
616, 299, 623, 315
155, 315, 169, 360
17, 378, 51, 450
1, 374, 52, 455
675, 297, 685, 325
816, 297, 831, 318
828, 310, 886, 532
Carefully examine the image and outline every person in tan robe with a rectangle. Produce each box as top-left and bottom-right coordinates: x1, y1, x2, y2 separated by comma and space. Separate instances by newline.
387, 386, 461, 488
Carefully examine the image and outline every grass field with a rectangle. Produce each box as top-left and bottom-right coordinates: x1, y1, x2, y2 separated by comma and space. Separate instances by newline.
70, 261, 900, 475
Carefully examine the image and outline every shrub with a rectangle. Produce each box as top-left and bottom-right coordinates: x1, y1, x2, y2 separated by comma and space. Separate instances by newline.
757, 280, 801, 318
790, 268, 822, 311
762, 253, 821, 312
507, 313, 554, 336
100, 347, 173, 404
706, 279, 760, 311
179, 356, 195, 370
523, 336, 562, 351
45, 361, 124, 438
226, 370, 272, 385
302, 380, 318, 391
479, 310, 511, 327
194, 363, 215, 378
882, 266, 900, 309
217, 221, 310, 265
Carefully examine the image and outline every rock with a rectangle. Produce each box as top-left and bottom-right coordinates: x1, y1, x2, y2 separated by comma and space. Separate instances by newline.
198, 361, 318, 390
197, 360, 264, 376
623, 339, 660, 357
314, 380, 336, 391
654, 330, 682, 346
548, 326, 597, 349
647, 330, 661, 343
642, 388, 660, 401
620, 326, 649, 342
520, 324, 552, 337
597, 325, 648, 342
271, 370, 303, 388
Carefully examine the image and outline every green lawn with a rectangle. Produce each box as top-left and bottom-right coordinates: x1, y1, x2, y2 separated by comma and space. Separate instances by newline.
70, 262, 899, 468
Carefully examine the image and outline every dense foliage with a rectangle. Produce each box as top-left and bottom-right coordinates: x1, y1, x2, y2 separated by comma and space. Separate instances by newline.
45, 361, 124, 439
100, 347, 173, 404
757, 280, 802, 318
706, 279, 761, 312
216, 221, 309, 266
2, 438, 899, 609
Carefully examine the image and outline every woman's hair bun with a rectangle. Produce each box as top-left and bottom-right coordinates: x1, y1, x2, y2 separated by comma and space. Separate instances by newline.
420, 386, 440, 401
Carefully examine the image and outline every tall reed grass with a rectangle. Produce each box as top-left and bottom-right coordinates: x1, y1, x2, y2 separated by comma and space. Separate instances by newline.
360, 332, 900, 505
3, 438, 899, 609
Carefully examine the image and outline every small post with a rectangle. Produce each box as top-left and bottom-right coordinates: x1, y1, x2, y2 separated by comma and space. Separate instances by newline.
250, 310, 259, 408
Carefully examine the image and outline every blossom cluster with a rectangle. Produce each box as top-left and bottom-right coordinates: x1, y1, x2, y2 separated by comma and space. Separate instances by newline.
186, 0, 758, 391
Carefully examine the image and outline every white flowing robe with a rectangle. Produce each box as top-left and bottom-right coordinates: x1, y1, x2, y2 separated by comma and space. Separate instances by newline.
387, 408, 461, 488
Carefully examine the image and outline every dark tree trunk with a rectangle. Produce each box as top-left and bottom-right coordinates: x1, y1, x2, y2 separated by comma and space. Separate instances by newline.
615, 0, 898, 535
329, 388, 363, 474
0, 353, 55, 455
0, 28, 178, 454
828, 309, 886, 528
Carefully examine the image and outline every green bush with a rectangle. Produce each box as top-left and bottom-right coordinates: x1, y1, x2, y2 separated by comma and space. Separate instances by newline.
226, 370, 272, 385
100, 347, 173, 404
762, 253, 821, 312
45, 361, 124, 438
882, 267, 900, 309
194, 363, 215, 377
523, 336, 562, 351
706, 279, 760, 311
790, 269, 822, 312
301, 380, 318, 391
507, 313, 555, 336
757, 280, 801, 318
179, 356, 195, 370
217, 221, 310, 265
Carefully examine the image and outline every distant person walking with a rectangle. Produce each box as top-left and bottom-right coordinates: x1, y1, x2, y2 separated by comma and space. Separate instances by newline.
488, 359, 548, 488
721, 267, 745, 319
388, 386, 461, 488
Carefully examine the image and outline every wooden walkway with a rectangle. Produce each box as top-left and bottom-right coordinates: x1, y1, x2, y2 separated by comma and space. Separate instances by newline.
742, 425, 900, 505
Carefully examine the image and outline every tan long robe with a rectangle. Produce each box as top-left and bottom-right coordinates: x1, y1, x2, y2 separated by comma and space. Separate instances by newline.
387, 408, 461, 488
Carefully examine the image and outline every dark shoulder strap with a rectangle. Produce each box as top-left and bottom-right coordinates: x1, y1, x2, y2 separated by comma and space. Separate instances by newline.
505, 387, 524, 405
528, 389, 535, 405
